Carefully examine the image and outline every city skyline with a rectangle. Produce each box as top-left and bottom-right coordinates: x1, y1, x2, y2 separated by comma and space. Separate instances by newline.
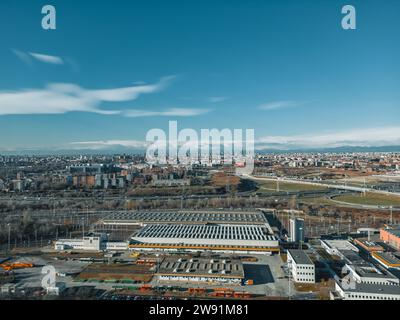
0, 0, 399, 152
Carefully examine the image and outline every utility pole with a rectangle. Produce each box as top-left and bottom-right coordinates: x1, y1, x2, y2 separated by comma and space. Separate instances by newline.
390, 206, 393, 225
363, 177, 366, 193
7, 223, 11, 255
86, 205, 89, 227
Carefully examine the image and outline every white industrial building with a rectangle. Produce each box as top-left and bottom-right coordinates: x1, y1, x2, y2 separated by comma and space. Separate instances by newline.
320, 239, 359, 257
345, 263, 400, 286
105, 241, 128, 251
131, 224, 278, 251
54, 234, 128, 252
332, 281, 400, 300
102, 210, 270, 227
287, 249, 315, 283
54, 235, 105, 251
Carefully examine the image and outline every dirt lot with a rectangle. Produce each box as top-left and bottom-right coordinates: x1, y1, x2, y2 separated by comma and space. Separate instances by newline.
76, 263, 154, 282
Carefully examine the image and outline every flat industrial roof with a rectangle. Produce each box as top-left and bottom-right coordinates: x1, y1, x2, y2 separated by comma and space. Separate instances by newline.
355, 239, 383, 248
322, 239, 359, 252
338, 281, 400, 295
339, 250, 367, 265
156, 257, 244, 279
350, 264, 398, 280
133, 224, 276, 241
103, 210, 268, 225
373, 252, 400, 267
287, 249, 314, 265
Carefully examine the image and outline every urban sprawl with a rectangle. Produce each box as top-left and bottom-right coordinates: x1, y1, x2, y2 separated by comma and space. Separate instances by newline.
1, 152, 400, 300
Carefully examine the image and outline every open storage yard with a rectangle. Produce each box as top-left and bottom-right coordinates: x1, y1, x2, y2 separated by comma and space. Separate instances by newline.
75, 263, 154, 283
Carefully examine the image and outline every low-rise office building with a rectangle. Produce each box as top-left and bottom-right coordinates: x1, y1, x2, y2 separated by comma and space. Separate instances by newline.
54, 234, 128, 252
287, 249, 315, 283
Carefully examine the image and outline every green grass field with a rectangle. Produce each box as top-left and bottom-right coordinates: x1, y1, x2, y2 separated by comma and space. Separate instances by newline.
257, 180, 328, 192
334, 193, 400, 206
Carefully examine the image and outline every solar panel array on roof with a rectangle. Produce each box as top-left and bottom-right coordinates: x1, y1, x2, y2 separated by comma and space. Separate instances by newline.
135, 224, 275, 241
103, 210, 267, 224
157, 257, 244, 278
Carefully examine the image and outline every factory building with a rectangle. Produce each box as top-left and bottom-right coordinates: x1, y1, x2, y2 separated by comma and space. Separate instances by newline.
54, 234, 128, 252
156, 257, 244, 285
354, 239, 384, 253
372, 252, 400, 270
130, 224, 279, 254
380, 226, 400, 250
289, 218, 304, 242
287, 249, 315, 283
54, 235, 106, 251
320, 239, 359, 257
332, 281, 400, 300
102, 210, 270, 227
345, 263, 400, 286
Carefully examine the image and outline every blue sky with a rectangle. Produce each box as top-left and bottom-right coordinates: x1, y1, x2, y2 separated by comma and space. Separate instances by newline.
0, 0, 399, 151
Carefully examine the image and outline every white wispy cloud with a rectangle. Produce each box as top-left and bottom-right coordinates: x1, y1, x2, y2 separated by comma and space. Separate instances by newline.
28, 52, 64, 65
12, 49, 33, 66
206, 96, 229, 103
258, 100, 302, 110
69, 140, 148, 150
0, 77, 174, 116
257, 127, 400, 149
12, 49, 64, 65
123, 108, 211, 118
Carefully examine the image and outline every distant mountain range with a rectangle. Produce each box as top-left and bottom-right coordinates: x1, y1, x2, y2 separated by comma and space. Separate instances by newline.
256, 145, 400, 154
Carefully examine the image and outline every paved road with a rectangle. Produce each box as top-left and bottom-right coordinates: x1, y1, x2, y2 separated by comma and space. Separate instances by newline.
244, 174, 400, 197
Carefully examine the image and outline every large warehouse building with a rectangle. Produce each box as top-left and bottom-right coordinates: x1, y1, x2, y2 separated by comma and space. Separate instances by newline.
130, 223, 279, 254
102, 210, 271, 227
156, 257, 244, 285
98, 209, 280, 254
